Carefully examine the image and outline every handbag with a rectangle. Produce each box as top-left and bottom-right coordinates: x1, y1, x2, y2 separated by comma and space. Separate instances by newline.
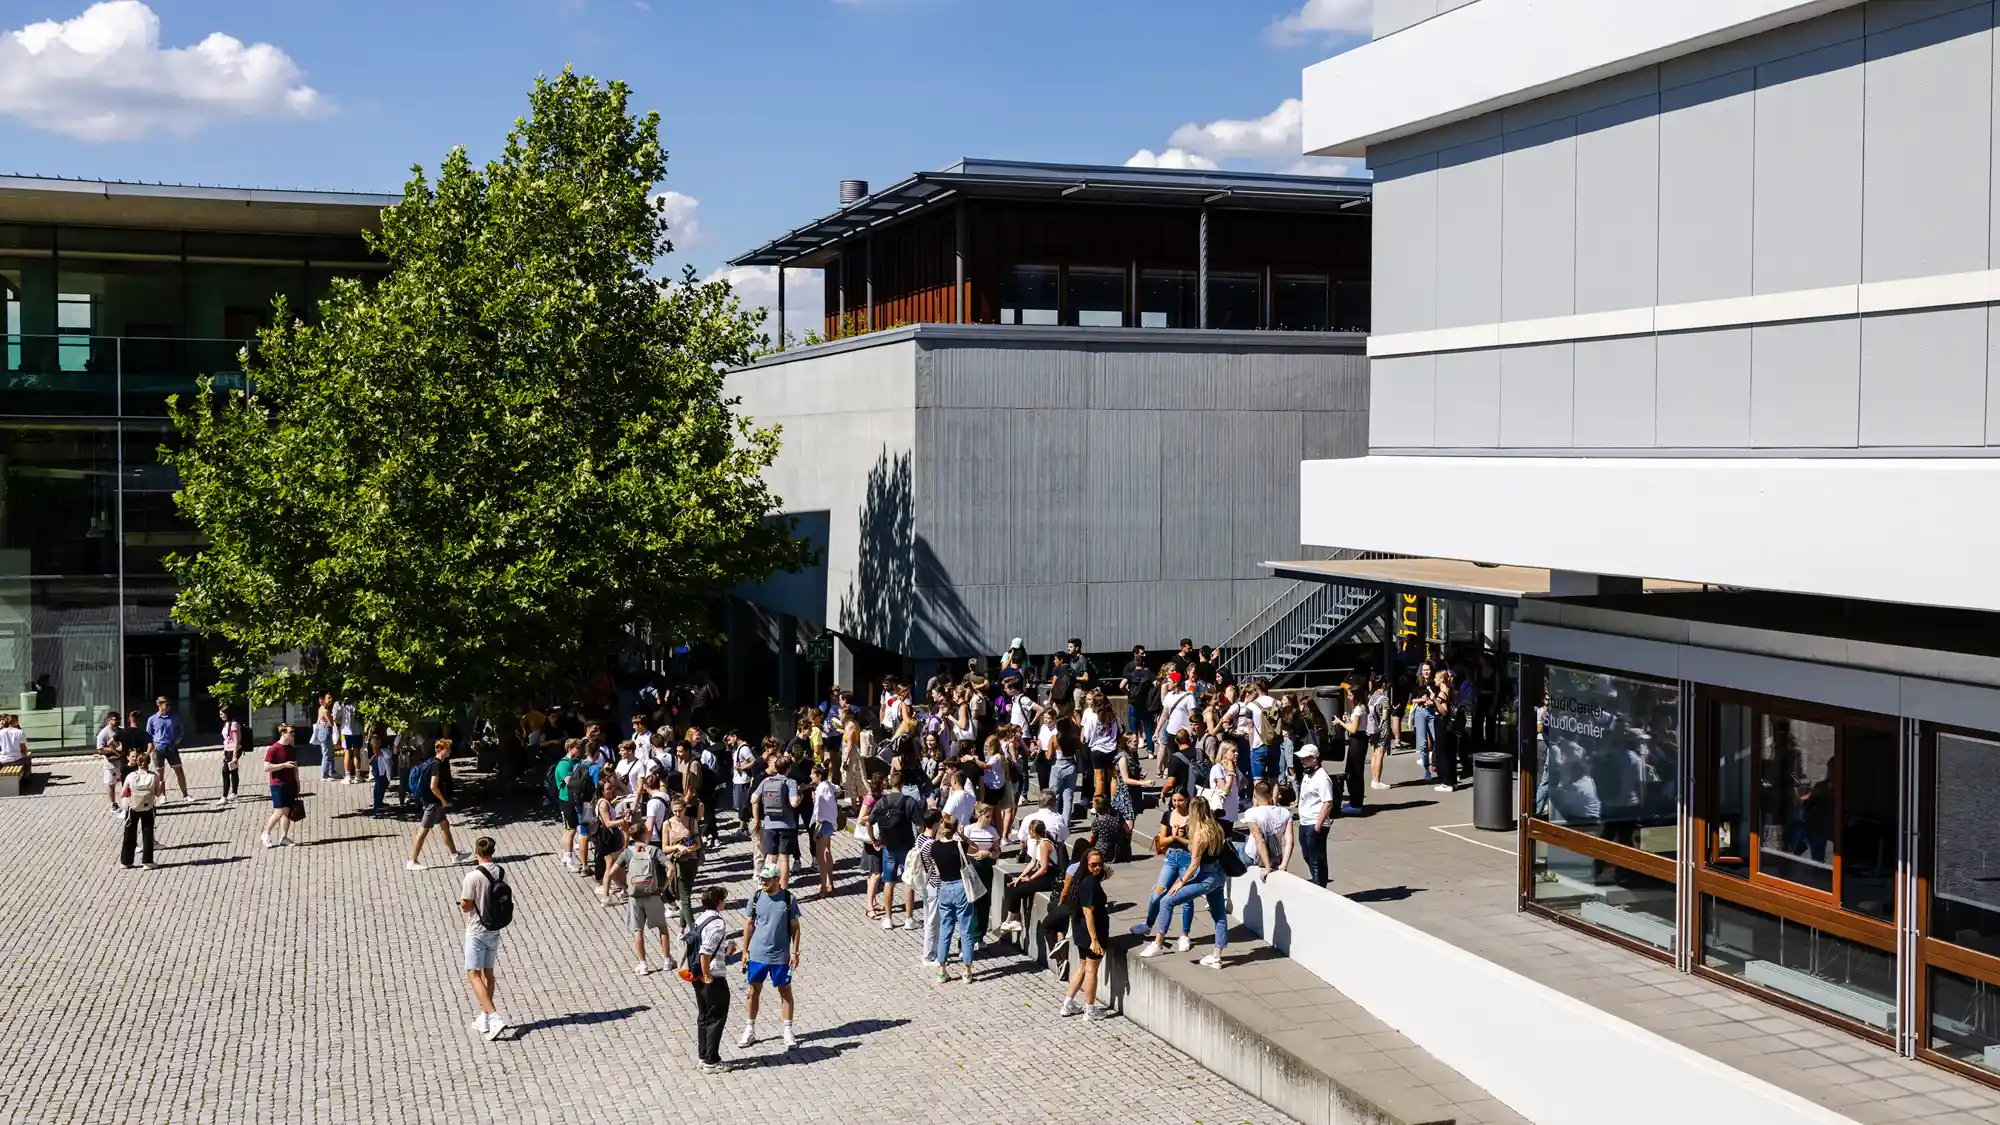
901, 844, 926, 900
1219, 839, 1249, 879
286, 798, 307, 823
957, 840, 986, 901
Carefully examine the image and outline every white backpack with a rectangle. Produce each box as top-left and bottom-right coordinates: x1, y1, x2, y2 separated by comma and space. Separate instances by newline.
125, 769, 159, 813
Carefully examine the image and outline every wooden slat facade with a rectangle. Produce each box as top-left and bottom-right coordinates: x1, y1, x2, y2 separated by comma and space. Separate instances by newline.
820, 199, 1370, 338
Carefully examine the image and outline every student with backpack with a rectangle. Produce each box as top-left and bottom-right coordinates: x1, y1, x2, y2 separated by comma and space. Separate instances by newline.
407, 740, 470, 872
614, 816, 675, 975
687, 884, 731, 1073
868, 768, 923, 931
119, 748, 160, 869
458, 835, 513, 1041
752, 755, 804, 890
737, 862, 803, 1051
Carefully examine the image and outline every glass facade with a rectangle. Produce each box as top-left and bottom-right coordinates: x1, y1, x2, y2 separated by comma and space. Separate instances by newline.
1532, 664, 1680, 857
1702, 894, 1898, 1033
0, 221, 381, 750
1530, 838, 1677, 954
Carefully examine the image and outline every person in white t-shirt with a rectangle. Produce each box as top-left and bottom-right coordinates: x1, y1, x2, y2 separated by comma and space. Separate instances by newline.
1294, 745, 1335, 887
1015, 791, 1070, 849
1235, 781, 1294, 882
0, 713, 28, 768
810, 763, 840, 898
1156, 672, 1196, 752
1206, 743, 1243, 826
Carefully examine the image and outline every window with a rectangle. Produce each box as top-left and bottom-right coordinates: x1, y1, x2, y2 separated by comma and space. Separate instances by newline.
1701, 700, 1897, 916
1531, 665, 1680, 857
1933, 733, 2000, 957
1206, 273, 1260, 329
1531, 838, 1676, 954
1333, 279, 1371, 332
1065, 267, 1124, 327
1929, 967, 2000, 1077
1139, 270, 1197, 328
1272, 275, 1329, 331
1703, 895, 1897, 1034
998, 265, 1058, 325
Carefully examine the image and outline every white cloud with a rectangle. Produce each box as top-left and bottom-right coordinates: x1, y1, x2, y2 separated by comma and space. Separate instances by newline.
1167, 97, 1305, 164
1283, 156, 1370, 179
652, 190, 703, 247
707, 264, 826, 341
1124, 148, 1219, 171
1268, 0, 1371, 45
0, 1, 324, 141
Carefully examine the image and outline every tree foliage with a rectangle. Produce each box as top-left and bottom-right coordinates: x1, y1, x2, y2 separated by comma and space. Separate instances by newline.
166, 70, 811, 726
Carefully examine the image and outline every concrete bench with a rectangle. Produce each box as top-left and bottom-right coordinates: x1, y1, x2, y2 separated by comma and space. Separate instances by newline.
0, 760, 31, 797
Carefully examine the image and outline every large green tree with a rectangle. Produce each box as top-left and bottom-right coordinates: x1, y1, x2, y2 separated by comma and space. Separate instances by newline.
166, 70, 809, 726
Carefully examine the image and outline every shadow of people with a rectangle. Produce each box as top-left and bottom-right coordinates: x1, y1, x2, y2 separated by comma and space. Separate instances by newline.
509, 1005, 652, 1039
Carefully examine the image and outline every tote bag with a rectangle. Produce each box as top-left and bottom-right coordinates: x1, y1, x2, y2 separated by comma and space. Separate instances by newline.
957, 840, 986, 901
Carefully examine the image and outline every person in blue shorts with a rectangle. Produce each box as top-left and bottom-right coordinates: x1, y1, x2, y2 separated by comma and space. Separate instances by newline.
737, 862, 802, 1052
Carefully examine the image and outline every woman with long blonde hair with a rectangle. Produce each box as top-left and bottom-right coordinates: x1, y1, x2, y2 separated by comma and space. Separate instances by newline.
1139, 795, 1232, 969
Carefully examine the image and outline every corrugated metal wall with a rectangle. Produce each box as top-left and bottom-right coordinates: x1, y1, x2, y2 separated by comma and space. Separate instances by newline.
908, 337, 1369, 657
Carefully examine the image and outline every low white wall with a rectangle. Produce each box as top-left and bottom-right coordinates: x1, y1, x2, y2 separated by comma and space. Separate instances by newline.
1229, 871, 1857, 1125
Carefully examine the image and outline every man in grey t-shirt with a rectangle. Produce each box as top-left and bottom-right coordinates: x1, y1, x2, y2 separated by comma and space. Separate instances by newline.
737, 862, 802, 1052
752, 758, 803, 888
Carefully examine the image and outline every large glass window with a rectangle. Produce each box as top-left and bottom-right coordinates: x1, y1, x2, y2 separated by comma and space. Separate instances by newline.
1333, 279, 1371, 332
1930, 967, 2000, 1077
1206, 273, 1260, 329
0, 423, 118, 576
1531, 838, 1676, 954
998, 265, 1058, 325
1139, 270, 1198, 328
1933, 733, 2000, 956
1758, 715, 1837, 892
1703, 699, 1898, 915
1065, 267, 1124, 327
1703, 895, 1897, 1034
1532, 664, 1680, 857
1272, 275, 1329, 331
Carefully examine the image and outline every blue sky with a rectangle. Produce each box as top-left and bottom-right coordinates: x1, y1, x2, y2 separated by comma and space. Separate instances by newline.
0, 0, 1368, 323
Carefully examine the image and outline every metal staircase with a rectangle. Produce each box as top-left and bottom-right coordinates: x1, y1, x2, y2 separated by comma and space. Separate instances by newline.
1218, 552, 1392, 687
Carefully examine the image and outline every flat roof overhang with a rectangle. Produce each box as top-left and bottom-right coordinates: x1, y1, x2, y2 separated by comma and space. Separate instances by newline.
730, 158, 1372, 268
1265, 556, 1698, 606
0, 176, 397, 236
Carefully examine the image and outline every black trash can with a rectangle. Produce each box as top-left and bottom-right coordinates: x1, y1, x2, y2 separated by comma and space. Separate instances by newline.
1472, 751, 1516, 832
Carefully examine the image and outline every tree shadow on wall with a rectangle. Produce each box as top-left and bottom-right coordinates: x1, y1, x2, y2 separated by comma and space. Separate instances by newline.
837, 447, 981, 658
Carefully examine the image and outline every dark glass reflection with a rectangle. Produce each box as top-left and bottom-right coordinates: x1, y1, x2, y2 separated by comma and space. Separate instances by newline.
1065, 267, 1123, 327
998, 265, 1058, 326
1758, 716, 1836, 892
1934, 733, 2000, 957
1205, 274, 1259, 329
1532, 665, 1681, 857
1840, 726, 1897, 921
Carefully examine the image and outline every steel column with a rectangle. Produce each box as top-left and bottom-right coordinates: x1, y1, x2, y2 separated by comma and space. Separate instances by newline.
775, 265, 786, 349
1898, 714, 1922, 1057
1198, 207, 1209, 329
954, 204, 966, 323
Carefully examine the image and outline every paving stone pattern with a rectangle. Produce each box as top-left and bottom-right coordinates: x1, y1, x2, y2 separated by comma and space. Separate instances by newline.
0, 754, 1291, 1125
1325, 744, 2000, 1125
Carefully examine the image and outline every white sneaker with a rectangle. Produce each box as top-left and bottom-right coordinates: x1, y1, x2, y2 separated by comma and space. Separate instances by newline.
484, 1014, 507, 1041
470, 1014, 491, 1035
998, 918, 1021, 934
1138, 939, 1165, 958
634, 961, 652, 976
405, 860, 425, 871
1174, 935, 1192, 953
1198, 952, 1224, 969
260, 834, 274, 848
279, 837, 296, 847
661, 955, 677, 971
561, 854, 576, 870
451, 850, 472, 863
1084, 1003, 1109, 1021
881, 917, 896, 931
1369, 781, 1390, 791
1434, 783, 1455, 792
1059, 996, 1082, 1017
782, 1027, 798, 1051
214, 796, 230, 807
738, 1024, 758, 1048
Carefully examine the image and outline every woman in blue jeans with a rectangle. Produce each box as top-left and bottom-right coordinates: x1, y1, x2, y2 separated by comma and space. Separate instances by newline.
1137, 791, 1195, 947
1408, 661, 1437, 780
925, 816, 978, 983
1137, 796, 1230, 968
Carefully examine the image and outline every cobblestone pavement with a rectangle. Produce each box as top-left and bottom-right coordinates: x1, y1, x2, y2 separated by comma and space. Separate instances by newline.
0, 755, 1292, 1125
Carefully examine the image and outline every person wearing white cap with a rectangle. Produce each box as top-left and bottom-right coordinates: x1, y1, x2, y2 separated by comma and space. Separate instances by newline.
1295, 744, 1335, 888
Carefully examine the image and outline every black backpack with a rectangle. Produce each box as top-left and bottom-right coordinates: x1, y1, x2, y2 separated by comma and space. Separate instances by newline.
476, 865, 514, 930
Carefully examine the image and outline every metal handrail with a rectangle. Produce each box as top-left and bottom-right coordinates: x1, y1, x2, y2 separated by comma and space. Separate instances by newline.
1218, 549, 1395, 677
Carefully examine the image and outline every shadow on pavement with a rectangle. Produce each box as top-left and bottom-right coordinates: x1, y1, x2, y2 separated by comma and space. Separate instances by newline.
301, 834, 395, 847
797, 1018, 910, 1042
1346, 885, 1422, 903
510, 1005, 652, 1039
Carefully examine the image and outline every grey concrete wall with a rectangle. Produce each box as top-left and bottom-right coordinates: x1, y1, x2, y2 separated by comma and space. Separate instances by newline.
728, 325, 1368, 660
1368, 0, 2000, 453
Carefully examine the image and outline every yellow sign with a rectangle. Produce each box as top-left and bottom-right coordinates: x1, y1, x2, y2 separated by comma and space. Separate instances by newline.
1398, 593, 1421, 638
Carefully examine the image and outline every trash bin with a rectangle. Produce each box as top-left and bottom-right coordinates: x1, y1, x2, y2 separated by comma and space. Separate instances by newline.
1472, 751, 1516, 832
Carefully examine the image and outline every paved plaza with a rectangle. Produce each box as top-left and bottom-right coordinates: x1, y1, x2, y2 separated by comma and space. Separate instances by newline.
0, 753, 1290, 1125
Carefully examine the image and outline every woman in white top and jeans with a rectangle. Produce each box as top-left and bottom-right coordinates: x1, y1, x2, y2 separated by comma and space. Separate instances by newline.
809, 763, 839, 898
1080, 692, 1121, 805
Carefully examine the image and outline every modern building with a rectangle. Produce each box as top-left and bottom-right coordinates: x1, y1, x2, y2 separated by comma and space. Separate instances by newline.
0, 175, 394, 750
721, 159, 1376, 698
1298, 0, 2000, 1085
